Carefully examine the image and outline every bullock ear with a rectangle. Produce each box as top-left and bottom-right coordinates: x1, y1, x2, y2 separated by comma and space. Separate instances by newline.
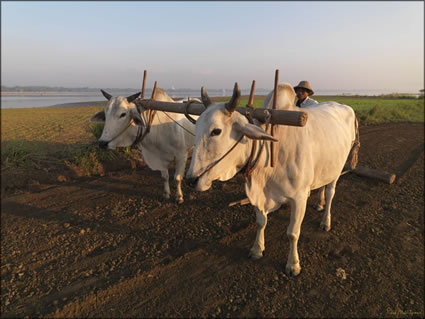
130, 108, 144, 126
90, 110, 105, 123
126, 92, 141, 103
201, 87, 212, 107
100, 89, 113, 101
234, 122, 278, 142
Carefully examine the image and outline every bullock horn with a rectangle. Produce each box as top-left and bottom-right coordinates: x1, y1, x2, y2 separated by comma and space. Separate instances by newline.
225, 82, 240, 113
126, 92, 141, 103
201, 87, 212, 107
100, 89, 113, 101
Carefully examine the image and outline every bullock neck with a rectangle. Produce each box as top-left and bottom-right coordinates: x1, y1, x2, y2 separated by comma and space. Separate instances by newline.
244, 137, 255, 160
120, 123, 141, 148
243, 126, 292, 181
255, 123, 293, 168
128, 124, 140, 139
239, 137, 256, 176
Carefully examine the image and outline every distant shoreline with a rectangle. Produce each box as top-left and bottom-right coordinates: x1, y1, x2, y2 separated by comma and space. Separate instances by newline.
1, 91, 100, 95
49, 101, 106, 108
2, 92, 422, 110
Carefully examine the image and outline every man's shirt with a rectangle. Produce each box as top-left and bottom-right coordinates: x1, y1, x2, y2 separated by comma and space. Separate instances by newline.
296, 96, 319, 108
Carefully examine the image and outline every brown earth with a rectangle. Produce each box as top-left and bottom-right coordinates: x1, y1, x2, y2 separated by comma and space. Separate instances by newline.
1, 122, 424, 318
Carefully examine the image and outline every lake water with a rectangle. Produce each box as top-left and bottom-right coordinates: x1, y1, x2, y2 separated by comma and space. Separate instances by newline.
0, 89, 226, 109
1, 92, 105, 109
1, 88, 416, 109
0, 88, 267, 109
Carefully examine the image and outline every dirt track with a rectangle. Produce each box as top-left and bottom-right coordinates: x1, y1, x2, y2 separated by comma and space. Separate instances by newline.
1, 122, 424, 318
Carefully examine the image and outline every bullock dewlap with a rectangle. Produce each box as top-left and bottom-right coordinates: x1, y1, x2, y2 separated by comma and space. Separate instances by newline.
90, 88, 197, 203
186, 82, 359, 276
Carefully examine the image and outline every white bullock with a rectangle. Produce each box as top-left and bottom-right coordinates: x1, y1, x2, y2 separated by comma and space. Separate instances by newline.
90, 89, 198, 203
186, 83, 359, 276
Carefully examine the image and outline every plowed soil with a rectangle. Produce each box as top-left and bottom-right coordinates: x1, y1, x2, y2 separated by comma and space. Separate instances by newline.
1, 122, 424, 318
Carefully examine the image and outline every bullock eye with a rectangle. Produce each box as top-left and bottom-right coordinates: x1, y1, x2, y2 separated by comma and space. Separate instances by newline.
119, 112, 126, 118
210, 128, 222, 136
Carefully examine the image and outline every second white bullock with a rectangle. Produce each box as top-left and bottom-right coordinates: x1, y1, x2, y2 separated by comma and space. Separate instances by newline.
186, 83, 359, 276
90, 89, 198, 203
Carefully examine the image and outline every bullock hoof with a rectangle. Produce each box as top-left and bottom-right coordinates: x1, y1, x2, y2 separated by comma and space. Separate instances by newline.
176, 197, 184, 204
163, 193, 170, 200
285, 263, 301, 277
314, 203, 324, 212
248, 249, 263, 260
320, 223, 331, 232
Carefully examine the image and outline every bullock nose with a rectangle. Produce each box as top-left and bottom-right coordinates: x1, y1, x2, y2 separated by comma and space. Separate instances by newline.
98, 140, 109, 149
185, 176, 199, 188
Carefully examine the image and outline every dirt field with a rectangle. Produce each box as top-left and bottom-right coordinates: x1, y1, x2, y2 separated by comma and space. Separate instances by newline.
1, 122, 424, 318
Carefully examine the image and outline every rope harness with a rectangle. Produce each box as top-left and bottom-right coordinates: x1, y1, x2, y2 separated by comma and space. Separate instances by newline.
131, 109, 157, 149
131, 100, 198, 149
194, 135, 245, 180
240, 108, 272, 181
126, 98, 273, 182
345, 117, 360, 170
183, 98, 199, 125
194, 108, 273, 182
104, 120, 134, 145
160, 110, 196, 136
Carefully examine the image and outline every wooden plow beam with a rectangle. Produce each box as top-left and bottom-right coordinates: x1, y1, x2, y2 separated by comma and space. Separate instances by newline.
341, 165, 396, 184
229, 166, 397, 207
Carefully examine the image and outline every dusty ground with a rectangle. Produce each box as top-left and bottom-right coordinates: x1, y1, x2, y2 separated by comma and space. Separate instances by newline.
1, 122, 424, 318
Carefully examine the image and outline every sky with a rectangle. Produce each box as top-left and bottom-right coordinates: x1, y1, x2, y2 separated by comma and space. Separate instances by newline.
1, 1, 424, 93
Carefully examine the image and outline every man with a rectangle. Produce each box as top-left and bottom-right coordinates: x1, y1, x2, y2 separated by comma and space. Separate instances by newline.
294, 81, 318, 107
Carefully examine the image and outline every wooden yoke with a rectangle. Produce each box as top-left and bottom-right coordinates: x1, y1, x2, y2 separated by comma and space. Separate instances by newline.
134, 101, 308, 127
151, 81, 157, 100
141, 70, 147, 99
270, 69, 279, 167
134, 70, 308, 127
247, 80, 256, 108
141, 71, 158, 136
132, 71, 156, 147
147, 81, 158, 131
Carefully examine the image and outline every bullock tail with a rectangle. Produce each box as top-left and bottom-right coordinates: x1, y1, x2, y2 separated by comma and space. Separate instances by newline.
345, 117, 360, 170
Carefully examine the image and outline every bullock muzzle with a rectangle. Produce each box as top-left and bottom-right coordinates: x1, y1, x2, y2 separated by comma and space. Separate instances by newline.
98, 140, 109, 149
185, 176, 199, 188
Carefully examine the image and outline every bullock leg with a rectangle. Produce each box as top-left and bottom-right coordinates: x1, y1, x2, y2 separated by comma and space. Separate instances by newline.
160, 170, 171, 200
313, 186, 326, 211
249, 208, 268, 260
320, 179, 337, 232
174, 153, 188, 204
286, 194, 308, 277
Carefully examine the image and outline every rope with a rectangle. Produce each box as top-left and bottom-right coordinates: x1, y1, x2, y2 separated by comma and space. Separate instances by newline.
184, 99, 199, 125
131, 125, 143, 149
131, 109, 157, 149
196, 135, 244, 179
242, 109, 272, 180
104, 120, 133, 145
160, 111, 195, 136
346, 117, 360, 169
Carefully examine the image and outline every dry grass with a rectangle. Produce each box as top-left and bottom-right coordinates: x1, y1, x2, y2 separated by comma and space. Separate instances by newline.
1, 105, 103, 144
1, 105, 117, 173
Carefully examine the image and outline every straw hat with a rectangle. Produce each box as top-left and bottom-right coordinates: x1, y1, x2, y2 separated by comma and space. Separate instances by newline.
294, 81, 314, 95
